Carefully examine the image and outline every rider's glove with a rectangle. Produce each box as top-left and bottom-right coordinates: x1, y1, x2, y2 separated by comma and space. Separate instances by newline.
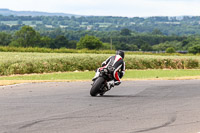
119, 71, 125, 78
101, 61, 106, 67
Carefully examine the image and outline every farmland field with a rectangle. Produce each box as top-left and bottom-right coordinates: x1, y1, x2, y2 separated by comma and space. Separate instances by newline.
0, 52, 200, 76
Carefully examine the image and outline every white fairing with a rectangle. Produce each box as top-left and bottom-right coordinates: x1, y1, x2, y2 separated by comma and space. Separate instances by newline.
93, 69, 100, 79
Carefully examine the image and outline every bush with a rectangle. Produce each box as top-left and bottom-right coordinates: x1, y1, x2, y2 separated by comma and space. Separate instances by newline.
76, 35, 103, 49
0, 52, 199, 76
166, 47, 176, 53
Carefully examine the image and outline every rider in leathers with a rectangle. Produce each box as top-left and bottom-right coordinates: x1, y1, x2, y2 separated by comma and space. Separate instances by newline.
92, 50, 125, 90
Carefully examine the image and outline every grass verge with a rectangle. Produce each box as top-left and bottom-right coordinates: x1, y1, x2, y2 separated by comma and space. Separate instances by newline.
0, 69, 200, 86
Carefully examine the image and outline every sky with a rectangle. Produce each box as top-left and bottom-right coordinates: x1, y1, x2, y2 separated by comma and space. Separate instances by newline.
0, 0, 200, 17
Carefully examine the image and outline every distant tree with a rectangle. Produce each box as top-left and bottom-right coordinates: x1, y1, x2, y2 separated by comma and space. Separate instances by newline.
182, 39, 189, 46
152, 43, 169, 51
188, 45, 200, 54
101, 43, 116, 50
40, 36, 53, 48
31, 21, 36, 25
118, 43, 139, 51
140, 43, 152, 51
17, 20, 23, 25
68, 40, 77, 49
120, 28, 131, 36
0, 32, 12, 46
152, 41, 182, 51
77, 35, 103, 49
11, 25, 40, 47
47, 28, 63, 38
152, 29, 163, 35
166, 47, 176, 53
129, 44, 139, 51
51, 35, 69, 48
134, 39, 146, 48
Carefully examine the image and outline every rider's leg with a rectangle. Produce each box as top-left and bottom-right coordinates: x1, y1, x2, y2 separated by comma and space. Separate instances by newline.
113, 71, 121, 85
106, 72, 121, 90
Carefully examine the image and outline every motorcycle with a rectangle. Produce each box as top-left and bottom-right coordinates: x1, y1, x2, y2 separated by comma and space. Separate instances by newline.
90, 66, 115, 96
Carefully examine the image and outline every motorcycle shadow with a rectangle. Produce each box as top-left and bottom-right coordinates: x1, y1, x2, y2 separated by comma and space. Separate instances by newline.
99, 95, 142, 98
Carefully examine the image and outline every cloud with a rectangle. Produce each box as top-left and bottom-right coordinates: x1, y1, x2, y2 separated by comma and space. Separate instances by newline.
56, 0, 200, 16
0, 0, 200, 17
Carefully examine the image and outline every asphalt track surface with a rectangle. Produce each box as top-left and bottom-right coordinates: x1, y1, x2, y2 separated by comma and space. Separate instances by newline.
1, 80, 200, 133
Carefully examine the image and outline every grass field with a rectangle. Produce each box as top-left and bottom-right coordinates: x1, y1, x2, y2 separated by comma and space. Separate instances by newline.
0, 52, 200, 76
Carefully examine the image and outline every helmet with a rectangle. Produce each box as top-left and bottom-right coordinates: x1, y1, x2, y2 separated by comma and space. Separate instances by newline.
116, 50, 125, 59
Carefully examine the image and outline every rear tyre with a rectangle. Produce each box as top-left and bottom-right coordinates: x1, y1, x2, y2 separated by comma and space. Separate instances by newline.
90, 77, 105, 96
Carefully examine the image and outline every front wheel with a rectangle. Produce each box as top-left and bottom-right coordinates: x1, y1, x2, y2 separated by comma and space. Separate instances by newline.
90, 77, 105, 96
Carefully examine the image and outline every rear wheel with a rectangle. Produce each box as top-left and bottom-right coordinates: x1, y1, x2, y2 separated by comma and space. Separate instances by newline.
90, 77, 105, 96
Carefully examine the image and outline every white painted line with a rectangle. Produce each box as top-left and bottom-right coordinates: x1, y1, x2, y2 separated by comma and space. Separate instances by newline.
0, 83, 29, 88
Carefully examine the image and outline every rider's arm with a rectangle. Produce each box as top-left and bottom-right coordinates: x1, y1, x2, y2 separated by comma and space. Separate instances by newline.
101, 56, 112, 67
114, 62, 125, 86
119, 62, 125, 78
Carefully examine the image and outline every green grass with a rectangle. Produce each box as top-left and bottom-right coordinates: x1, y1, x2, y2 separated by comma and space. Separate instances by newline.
0, 70, 200, 80
125, 69, 200, 79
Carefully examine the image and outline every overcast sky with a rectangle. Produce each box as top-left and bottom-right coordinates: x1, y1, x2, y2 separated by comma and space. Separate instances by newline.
1, 0, 200, 17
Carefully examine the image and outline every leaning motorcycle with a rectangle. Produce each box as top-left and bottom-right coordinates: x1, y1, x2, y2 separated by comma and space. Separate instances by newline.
90, 66, 115, 96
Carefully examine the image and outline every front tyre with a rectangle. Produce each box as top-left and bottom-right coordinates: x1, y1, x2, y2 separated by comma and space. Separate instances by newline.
90, 77, 105, 96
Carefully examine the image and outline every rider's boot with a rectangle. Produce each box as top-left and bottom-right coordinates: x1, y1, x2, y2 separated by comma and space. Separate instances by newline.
107, 81, 115, 90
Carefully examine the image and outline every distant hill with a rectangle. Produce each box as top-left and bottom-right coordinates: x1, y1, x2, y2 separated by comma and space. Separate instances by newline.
0, 9, 200, 36
0, 8, 80, 17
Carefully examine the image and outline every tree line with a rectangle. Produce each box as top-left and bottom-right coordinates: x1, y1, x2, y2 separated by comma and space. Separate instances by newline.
0, 26, 200, 54
1, 15, 200, 35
